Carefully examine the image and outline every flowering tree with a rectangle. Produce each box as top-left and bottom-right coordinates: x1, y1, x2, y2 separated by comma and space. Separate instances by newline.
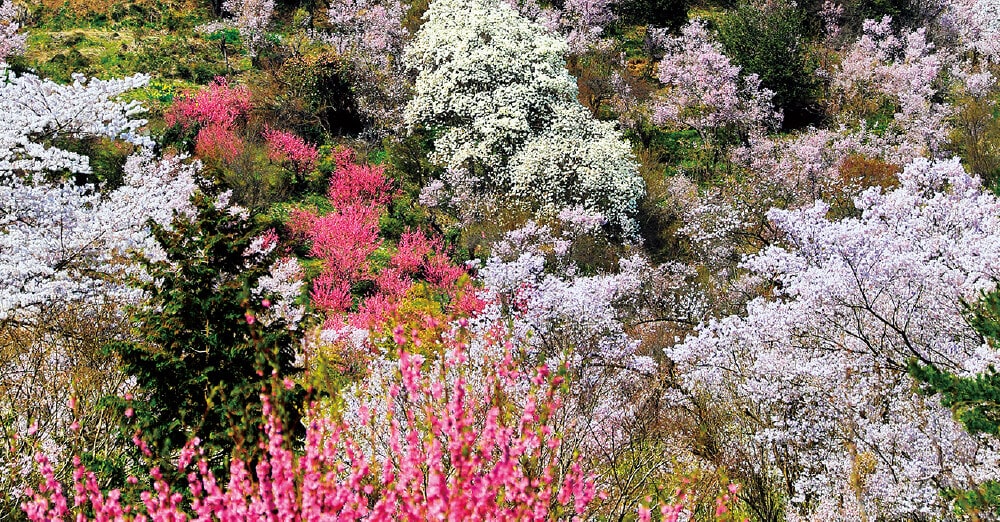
22, 333, 598, 520
325, 0, 407, 61
291, 149, 479, 337
669, 157, 1000, 519
221, 0, 274, 56
166, 78, 252, 165
946, 0, 1000, 62
0, 68, 192, 321
1, 67, 151, 176
0, 0, 26, 63
831, 16, 950, 159
504, 0, 617, 53
0, 68, 197, 514
318, 0, 409, 137
469, 215, 710, 517
404, 0, 644, 236
165, 79, 320, 205
263, 127, 318, 176
653, 21, 780, 142
1, 151, 199, 322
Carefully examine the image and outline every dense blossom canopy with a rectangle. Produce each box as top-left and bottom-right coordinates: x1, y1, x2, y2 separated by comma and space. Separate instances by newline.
404, 0, 644, 235
11, 0, 1000, 519
670, 157, 1000, 519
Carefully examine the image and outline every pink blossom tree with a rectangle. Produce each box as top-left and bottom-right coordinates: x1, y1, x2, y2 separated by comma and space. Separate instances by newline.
831, 16, 950, 159
290, 149, 476, 334
263, 127, 319, 176
21, 336, 598, 521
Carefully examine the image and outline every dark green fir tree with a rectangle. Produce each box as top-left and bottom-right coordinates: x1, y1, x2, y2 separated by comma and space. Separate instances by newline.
910, 288, 1000, 513
107, 188, 304, 475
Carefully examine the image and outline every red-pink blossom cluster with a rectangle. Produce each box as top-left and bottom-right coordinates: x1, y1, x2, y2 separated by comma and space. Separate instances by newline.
290, 149, 476, 330
193, 122, 245, 163
165, 78, 252, 131
166, 79, 253, 164
22, 343, 597, 521
263, 127, 319, 175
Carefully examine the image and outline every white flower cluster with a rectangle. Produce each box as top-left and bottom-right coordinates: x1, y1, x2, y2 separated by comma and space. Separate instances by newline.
670, 157, 1000, 519
0, 67, 152, 175
222, 0, 275, 56
0, 151, 198, 321
404, 0, 644, 236
0, 0, 25, 63
0, 69, 197, 321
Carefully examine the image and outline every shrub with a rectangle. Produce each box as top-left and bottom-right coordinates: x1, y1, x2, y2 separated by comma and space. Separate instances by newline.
22, 340, 598, 520
716, 0, 820, 129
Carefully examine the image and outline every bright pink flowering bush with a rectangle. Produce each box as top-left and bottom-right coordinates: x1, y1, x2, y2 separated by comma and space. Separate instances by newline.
22, 340, 598, 521
166, 79, 253, 165
290, 149, 478, 330
194, 123, 244, 163
165, 78, 252, 131
263, 127, 318, 175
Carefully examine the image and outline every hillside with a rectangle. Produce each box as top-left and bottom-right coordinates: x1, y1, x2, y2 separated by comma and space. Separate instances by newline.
3, 0, 1000, 519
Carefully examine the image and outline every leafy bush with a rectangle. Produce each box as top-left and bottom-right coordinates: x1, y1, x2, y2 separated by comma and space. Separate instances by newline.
716, 0, 820, 129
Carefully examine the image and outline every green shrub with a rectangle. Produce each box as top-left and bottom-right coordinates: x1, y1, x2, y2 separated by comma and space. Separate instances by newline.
717, 0, 821, 129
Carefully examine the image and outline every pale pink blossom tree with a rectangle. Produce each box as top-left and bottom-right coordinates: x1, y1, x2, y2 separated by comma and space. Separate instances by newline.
653, 20, 781, 142
221, 0, 274, 56
0, 0, 26, 63
669, 157, 1000, 519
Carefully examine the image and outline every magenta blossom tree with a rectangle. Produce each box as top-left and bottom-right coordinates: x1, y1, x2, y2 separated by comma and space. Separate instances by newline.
22, 333, 598, 520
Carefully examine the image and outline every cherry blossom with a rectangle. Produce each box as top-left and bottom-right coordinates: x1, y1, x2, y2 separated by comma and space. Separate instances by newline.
653, 20, 781, 140
669, 157, 1000, 519
0, 0, 26, 63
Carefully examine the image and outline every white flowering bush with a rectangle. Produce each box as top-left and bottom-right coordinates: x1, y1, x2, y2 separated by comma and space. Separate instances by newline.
404, 0, 644, 236
0, 0, 25, 63
669, 157, 1000, 520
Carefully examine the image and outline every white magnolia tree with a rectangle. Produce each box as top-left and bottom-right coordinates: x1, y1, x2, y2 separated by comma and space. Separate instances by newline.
669, 157, 1000, 520
404, 0, 645, 236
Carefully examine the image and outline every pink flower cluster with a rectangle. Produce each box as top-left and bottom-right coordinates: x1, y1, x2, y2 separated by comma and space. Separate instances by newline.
290, 149, 476, 329
166, 79, 252, 164
22, 343, 597, 521
165, 78, 252, 131
263, 127, 318, 175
